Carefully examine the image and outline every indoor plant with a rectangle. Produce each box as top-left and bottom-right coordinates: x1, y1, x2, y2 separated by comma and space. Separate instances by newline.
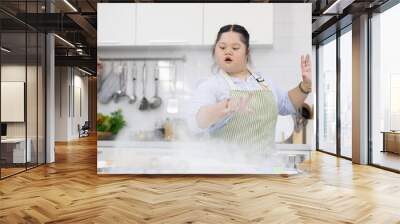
97, 109, 126, 140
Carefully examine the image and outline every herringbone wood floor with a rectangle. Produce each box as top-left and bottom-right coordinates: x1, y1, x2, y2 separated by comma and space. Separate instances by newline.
1, 135, 400, 224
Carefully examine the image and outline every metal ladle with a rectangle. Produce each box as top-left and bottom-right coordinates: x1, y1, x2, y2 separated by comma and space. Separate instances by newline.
149, 66, 162, 109
112, 62, 124, 103
139, 62, 149, 111
113, 62, 128, 103
128, 62, 137, 104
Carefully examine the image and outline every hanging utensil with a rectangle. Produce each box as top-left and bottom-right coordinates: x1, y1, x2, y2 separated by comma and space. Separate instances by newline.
128, 62, 137, 104
112, 62, 124, 102
113, 62, 127, 103
149, 65, 162, 109
98, 62, 120, 104
139, 62, 149, 111
167, 61, 179, 114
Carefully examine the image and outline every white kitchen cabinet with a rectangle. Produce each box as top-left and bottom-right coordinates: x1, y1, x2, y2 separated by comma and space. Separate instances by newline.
203, 3, 273, 46
97, 3, 136, 46
136, 3, 203, 46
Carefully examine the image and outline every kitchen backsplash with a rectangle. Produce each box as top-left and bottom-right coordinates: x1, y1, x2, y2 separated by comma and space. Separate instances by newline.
98, 47, 313, 143
97, 48, 213, 141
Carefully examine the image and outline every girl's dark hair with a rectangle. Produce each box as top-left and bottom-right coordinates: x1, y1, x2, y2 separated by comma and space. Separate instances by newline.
212, 24, 250, 56
211, 24, 252, 73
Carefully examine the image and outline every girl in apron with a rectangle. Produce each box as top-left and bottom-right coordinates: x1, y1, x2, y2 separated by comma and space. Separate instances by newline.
189, 24, 312, 154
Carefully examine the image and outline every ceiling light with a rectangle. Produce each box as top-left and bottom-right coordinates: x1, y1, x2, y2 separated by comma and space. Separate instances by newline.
54, 34, 75, 48
63, 0, 78, 12
1, 47, 11, 53
323, 0, 342, 14
78, 67, 94, 76
323, 0, 354, 14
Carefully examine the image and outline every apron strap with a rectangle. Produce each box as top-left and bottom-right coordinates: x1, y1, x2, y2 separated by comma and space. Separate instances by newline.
219, 70, 238, 90
219, 69, 270, 90
250, 72, 270, 90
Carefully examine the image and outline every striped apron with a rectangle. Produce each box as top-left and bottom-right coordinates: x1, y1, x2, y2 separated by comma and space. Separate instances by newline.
212, 71, 278, 155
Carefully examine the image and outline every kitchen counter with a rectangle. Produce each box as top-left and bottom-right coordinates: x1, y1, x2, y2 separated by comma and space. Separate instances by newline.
98, 140, 312, 150
97, 140, 312, 175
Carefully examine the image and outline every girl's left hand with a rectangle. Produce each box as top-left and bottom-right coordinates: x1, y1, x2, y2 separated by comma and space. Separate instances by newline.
301, 54, 312, 87
223, 94, 254, 115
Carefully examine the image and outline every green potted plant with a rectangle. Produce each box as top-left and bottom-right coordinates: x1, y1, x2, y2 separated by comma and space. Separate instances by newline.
97, 109, 126, 140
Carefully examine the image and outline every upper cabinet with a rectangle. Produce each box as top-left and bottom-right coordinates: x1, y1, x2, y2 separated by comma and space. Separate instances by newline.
203, 3, 273, 46
136, 3, 203, 46
97, 3, 136, 46
97, 3, 274, 47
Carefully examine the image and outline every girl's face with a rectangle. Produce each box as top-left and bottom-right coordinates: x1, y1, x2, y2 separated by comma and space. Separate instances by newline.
214, 31, 248, 75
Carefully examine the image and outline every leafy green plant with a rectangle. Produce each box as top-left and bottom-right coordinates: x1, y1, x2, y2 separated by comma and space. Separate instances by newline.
97, 109, 126, 135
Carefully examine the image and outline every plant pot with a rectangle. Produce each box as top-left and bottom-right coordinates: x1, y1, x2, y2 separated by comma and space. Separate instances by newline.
97, 131, 115, 140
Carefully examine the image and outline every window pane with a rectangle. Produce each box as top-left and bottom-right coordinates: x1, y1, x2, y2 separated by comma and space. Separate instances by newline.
27, 30, 38, 169
340, 29, 352, 158
1, 30, 27, 177
318, 38, 337, 154
38, 32, 45, 165
371, 4, 400, 171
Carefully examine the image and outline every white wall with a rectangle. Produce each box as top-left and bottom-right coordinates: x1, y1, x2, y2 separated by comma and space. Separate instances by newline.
55, 67, 89, 141
98, 3, 313, 144
55, 67, 68, 141
72, 73, 89, 138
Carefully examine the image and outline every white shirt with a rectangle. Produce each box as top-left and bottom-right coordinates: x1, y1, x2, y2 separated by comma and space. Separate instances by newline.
186, 70, 296, 135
